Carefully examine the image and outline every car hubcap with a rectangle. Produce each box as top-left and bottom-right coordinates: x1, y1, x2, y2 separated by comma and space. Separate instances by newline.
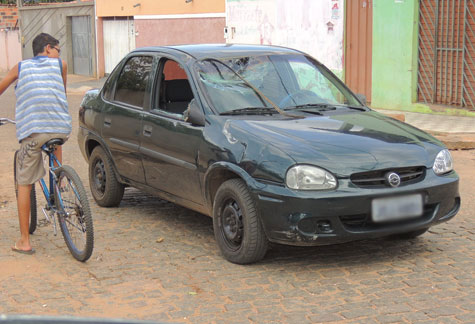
93, 159, 106, 194
221, 200, 243, 248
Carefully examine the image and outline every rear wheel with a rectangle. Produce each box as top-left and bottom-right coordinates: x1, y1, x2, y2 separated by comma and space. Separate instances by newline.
213, 179, 268, 264
89, 146, 124, 207
13, 150, 37, 234
55, 165, 94, 262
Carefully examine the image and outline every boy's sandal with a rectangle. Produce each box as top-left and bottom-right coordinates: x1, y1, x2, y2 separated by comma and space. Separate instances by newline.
11, 244, 35, 255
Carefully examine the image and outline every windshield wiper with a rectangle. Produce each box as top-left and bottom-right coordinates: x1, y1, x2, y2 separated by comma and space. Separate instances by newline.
220, 107, 277, 116
328, 103, 367, 111
284, 104, 337, 111
285, 103, 367, 112
341, 105, 367, 111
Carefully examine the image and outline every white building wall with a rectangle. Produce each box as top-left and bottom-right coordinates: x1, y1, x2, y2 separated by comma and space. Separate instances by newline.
225, 0, 344, 75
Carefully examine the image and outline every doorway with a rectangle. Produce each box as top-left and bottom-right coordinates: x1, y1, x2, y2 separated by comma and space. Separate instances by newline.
71, 16, 93, 76
345, 0, 373, 103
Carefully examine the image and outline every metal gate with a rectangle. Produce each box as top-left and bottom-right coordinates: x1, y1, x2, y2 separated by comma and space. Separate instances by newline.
417, 0, 475, 109
71, 16, 92, 76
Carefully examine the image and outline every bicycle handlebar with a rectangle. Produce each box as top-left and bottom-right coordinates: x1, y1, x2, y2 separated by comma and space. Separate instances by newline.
0, 118, 16, 125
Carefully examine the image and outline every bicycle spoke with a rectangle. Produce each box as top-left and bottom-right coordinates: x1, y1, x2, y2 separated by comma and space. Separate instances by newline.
61, 212, 86, 230
62, 216, 86, 241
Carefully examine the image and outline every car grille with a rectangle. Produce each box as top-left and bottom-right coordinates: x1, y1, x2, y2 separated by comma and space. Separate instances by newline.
339, 204, 437, 231
350, 166, 425, 188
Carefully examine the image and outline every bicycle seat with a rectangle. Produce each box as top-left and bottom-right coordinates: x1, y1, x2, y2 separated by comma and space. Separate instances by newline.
42, 138, 65, 153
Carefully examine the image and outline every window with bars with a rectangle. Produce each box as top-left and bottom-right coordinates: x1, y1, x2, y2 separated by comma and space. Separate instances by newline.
417, 0, 475, 109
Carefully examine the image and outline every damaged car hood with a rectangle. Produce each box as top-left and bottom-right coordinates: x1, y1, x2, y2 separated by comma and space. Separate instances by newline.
224, 111, 444, 176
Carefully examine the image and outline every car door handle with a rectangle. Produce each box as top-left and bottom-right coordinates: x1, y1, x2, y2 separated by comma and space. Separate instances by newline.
104, 118, 111, 127
143, 125, 152, 137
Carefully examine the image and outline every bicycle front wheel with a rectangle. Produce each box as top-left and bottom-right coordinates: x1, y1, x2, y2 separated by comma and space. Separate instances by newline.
13, 150, 37, 234
54, 165, 94, 262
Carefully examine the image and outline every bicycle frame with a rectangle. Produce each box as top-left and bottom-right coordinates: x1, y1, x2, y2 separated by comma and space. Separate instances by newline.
38, 146, 63, 211
38, 144, 83, 235
36, 146, 63, 235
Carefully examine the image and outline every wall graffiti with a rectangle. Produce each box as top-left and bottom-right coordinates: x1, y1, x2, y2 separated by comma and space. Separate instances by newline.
226, 0, 344, 74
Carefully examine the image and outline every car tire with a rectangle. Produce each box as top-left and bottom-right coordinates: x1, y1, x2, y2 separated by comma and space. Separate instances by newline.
213, 178, 268, 264
393, 228, 429, 239
89, 146, 125, 207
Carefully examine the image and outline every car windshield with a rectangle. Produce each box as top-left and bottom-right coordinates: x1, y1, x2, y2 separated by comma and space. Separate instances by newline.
196, 54, 363, 114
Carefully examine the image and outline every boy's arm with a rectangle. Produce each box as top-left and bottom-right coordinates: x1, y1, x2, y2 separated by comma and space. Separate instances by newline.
61, 59, 68, 94
0, 63, 19, 95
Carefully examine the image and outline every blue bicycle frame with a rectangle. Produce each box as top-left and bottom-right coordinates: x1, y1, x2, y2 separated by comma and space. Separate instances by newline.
38, 144, 65, 218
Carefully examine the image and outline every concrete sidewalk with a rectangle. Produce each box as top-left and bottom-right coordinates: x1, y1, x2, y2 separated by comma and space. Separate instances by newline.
373, 109, 475, 150
67, 73, 106, 94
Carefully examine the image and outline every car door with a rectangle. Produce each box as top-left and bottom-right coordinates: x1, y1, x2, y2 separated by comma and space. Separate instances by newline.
101, 54, 154, 184
140, 57, 204, 204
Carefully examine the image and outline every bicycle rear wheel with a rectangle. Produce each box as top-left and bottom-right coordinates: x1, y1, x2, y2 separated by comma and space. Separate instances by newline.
54, 165, 94, 262
13, 150, 37, 234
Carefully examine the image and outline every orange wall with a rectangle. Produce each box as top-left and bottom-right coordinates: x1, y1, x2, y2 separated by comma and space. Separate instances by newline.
96, 0, 225, 17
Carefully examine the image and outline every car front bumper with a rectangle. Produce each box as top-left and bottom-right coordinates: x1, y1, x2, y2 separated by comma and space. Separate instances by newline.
253, 170, 460, 246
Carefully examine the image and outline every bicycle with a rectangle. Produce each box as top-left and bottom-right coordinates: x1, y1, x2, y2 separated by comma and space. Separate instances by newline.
1, 118, 94, 262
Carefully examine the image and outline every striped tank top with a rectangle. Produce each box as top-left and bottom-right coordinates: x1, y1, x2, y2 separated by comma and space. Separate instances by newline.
15, 56, 72, 141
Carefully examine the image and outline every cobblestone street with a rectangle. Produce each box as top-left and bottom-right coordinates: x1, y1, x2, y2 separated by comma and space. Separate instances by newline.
0, 91, 474, 323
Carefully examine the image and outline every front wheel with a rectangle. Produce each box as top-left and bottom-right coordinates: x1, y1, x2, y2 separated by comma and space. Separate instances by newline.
55, 165, 94, 262
213, 179, 268, 264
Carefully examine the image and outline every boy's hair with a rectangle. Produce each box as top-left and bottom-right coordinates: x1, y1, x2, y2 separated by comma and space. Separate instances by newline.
32, 33, 59, 56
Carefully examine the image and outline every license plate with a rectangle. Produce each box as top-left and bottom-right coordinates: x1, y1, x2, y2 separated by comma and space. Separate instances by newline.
372, 194, 423, 223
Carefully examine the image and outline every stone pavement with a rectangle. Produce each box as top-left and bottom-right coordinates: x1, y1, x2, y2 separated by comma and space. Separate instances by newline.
1, 146, 474, 323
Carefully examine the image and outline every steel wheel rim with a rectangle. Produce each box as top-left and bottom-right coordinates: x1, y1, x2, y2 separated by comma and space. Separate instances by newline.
92, 159, 106, 195
220, 199, 244, 250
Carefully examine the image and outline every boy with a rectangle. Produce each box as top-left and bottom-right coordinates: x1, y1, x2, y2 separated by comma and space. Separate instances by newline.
0, 33, 71, 254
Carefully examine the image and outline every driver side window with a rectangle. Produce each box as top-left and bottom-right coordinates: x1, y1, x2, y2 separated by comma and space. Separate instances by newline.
154, 59, 194, 116
289, 61, 342, 104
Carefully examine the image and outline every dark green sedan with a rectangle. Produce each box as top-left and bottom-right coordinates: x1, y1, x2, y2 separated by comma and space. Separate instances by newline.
78, 44, 460, 264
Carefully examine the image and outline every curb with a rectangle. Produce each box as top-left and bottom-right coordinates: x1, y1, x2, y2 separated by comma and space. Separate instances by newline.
431, 132, 475, 150
380, 111, 475, 150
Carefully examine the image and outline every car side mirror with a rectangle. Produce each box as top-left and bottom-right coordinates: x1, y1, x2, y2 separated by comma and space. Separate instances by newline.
356, 93, 367, 105
184, 99, 205, 126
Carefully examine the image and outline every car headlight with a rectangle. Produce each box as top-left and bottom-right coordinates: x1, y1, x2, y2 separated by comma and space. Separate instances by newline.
433, 149, 453, 175
286, 165, 337, 190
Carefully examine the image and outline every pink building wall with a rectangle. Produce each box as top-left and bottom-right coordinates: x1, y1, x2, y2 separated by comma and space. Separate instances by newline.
135, 18, 226, 47
0, 30, 21, 72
